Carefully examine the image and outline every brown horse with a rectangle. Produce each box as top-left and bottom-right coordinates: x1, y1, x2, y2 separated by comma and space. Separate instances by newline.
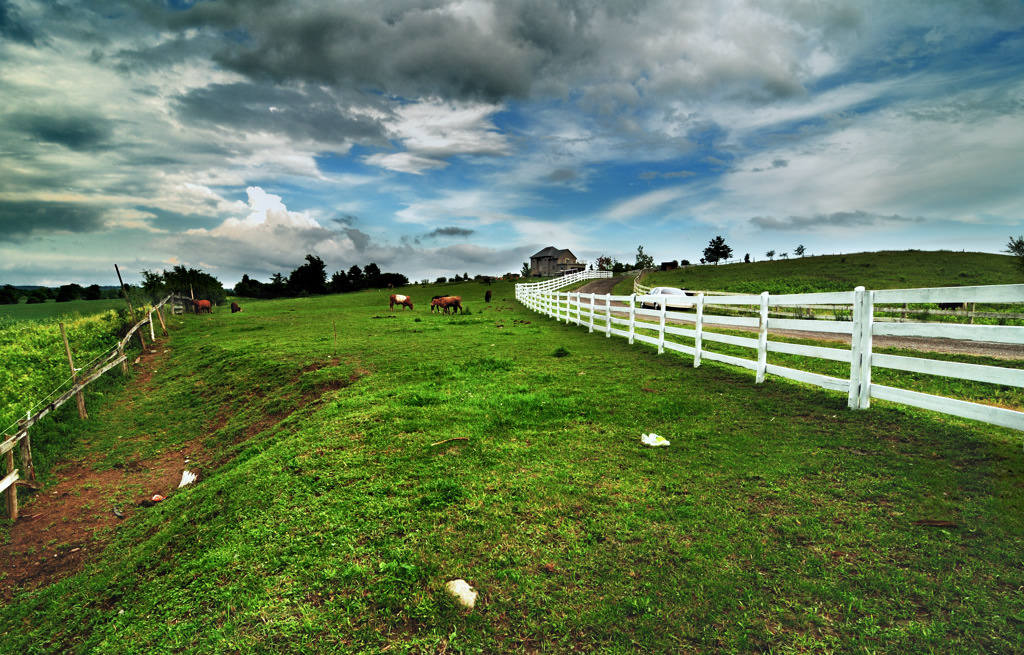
431, 295, 463, 314
389, 293, 414, 311
195, 299, 212, 314
231, 302, 242, 313
485, 290, 492, 303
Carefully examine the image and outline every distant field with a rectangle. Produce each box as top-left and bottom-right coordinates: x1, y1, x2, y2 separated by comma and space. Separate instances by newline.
614, 250, 1021, 295
3, 278, 1021, 653
0, 299, 125, 322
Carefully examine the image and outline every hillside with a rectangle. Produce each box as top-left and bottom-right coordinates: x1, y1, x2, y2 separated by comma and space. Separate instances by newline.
635, 250, 1021, 294
1, 280, 1022, 653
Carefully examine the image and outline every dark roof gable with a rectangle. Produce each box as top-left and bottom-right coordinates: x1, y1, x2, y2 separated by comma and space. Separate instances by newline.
531, 246, 561, 258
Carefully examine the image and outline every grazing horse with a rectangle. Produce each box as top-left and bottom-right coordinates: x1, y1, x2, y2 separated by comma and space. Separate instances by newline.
389, 293, 414, 311
195, 299, 212, 314
431, 295, 463, 314
485, 290, 492, 303
231, 302, 242, 313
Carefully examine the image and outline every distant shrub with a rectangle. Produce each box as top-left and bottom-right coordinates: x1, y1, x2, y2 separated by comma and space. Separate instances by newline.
552, 346, 570, 357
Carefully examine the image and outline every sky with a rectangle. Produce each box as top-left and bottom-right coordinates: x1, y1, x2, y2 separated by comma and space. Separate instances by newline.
1, 0, 1023, 287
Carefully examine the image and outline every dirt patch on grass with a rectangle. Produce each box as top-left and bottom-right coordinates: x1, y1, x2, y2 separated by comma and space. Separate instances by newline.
0, 347, 203, 601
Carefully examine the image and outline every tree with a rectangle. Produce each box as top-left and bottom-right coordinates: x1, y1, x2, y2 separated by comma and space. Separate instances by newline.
435, 276, 448, 284
347, 265, 364, 290
766, 250, 775, 260
26, 289, 48, 304
160, 265, 227, 304
1007, 235, 1024, 272
703, 235, 733, 264
794, 244, 806, 257
83, 284, 102, 300
780, 252, 789, 259
288, 254, 328, 295
329, 270, 349, 293
0, 284, 19, 304
680, 259, 691, 266
521, 262, 530, 277
56, 283, 83, 302
596, 255, 613, 271
635, 245, 654, 270
744, 253, 751, 263
363, 262, 382, 286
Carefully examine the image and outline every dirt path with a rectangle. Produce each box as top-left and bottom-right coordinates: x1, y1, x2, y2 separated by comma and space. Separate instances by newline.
575, 277, 623, 295
0, 347, 204, 601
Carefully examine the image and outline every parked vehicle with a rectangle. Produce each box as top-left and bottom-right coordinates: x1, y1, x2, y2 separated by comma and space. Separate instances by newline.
639, 286, 694, 310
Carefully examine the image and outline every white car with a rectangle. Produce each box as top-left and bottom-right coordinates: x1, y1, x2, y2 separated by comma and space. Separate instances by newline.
640, 286, 694, 310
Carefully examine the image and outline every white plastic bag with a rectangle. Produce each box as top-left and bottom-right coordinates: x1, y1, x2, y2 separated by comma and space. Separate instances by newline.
640, 433, 670, 447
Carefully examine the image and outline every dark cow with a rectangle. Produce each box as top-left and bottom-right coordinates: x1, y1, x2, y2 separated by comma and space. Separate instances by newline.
195, 299, 212, 314
231, 302, 242, 313
390, 293, 414, 311
485, 290, 492, 303
938, 302, 965, 311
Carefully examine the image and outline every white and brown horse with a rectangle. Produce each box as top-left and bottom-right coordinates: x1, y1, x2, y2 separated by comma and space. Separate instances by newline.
389, 293, 414, 311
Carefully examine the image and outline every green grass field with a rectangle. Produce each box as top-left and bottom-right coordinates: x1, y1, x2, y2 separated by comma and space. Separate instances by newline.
0, 299, 126, 323
613, 250, 1022, 295
2, 278, 1022, 653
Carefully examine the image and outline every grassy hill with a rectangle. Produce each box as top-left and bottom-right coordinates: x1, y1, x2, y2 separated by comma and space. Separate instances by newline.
626, 250, 1021, 295
0, 298, 126, 323
2, 279, 1022, 652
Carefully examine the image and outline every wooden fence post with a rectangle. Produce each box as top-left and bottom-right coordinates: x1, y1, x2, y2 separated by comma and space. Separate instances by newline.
588, 294, 595, 333
694, 293, 704, 368
119, 345, 128, 376
115, 264, 145, 351
156, 305, 168, 336
756, 291, 769, 383
18, 417, 34, 482
605, 294, 612, 337
628, 295, 636, 345
149, 311, 156, 342
856, 290, 874, 409
59, 322, 88, 420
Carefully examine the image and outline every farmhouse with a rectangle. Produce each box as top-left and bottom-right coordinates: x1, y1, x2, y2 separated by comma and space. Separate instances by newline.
530, 246, 586, 277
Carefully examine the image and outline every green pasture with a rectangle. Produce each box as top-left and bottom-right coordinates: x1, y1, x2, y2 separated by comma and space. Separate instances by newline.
2, 279, 1022, 653
615, 250, 1021, 295
0, 298, 126, 323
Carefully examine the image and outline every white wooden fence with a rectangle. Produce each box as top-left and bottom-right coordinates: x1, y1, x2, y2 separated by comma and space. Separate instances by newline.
516, 276, 1024, 432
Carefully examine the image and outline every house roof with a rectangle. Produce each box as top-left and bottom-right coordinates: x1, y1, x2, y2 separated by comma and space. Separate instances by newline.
531, 246, 576, 259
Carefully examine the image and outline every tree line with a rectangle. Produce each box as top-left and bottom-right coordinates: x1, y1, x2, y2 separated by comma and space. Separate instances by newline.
0, 283, 115, 305
233, 255, 409, 299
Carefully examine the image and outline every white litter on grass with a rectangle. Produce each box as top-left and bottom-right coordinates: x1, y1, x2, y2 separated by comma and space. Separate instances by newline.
445, 579, 478, 609
178, 470, 197, 488
640, 433, 670, 447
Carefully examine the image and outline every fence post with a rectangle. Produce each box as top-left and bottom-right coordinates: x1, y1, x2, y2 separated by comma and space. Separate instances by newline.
156, 305, 169, 336
149, 311, 156, 341
605, 294, 612, 337
848, 286, 865, 409
19, 417, 34, 481
628, 295, 636, 344
4, 446, 16, 520
59, 322, 88, 420
119, 345, 128, 376
857, 290, 874, 409
588, 294, 594, 333
658, 302, 666, 354
756, 291, 769, 383
694, 293, 704, 367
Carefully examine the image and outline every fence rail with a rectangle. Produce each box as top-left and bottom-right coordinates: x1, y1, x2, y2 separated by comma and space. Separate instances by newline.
516, 278, 1024, 432
2, 294, 175, 519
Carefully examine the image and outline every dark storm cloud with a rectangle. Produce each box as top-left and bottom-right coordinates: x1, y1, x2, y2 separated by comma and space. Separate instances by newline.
141, 0, 597, 102
9, 112, 113, 150
750, 210, 924, 231
426, 226, 474, 238
0, 0, 35, 44
343, 227, 371, 251
544, 168, 577, 183
0, 201, 106, 241
174, 83, 388, 144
